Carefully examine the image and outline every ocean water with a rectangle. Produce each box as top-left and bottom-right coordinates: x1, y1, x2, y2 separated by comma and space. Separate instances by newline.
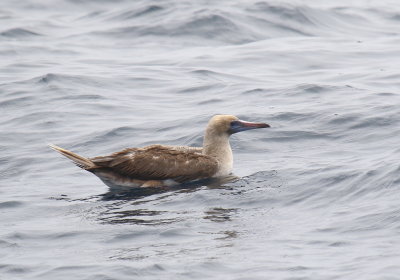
1, 0, 400, 279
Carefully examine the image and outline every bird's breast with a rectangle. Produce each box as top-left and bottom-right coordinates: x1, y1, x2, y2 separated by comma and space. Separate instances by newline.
213, 154, 233, 177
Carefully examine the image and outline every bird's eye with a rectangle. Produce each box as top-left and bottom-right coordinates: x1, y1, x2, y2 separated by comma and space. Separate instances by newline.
229, 121, 242, 133
230, 121, 240, 127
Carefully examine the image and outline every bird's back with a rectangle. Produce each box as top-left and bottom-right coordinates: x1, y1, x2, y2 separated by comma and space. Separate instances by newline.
89, 145, 218, 183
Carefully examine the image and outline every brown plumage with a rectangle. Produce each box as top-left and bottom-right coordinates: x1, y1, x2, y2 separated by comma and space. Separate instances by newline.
50, 115, 270, 188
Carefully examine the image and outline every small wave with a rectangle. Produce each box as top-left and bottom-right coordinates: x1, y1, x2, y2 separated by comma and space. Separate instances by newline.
84, 126, 144, 148
0, 96, 34, 109
33, 73, 111, 89
189, 69, 252, 82
36, 73, 87, 85
0, 264, 32, 274
326, 113, 359, 125
242, 88, 267, 95
36, 73, 60, 84
270, 112, 311, 121
224, 170, 284, 190
0, 201, 23, 209
350, 116, 393, 129
290, 83, 336, 94
109, 5, 164, 21
252, 2, 315, 25
176, 14, 250, 43
92, 10, 258, 44
101, 126, 139, 138
0, 239, 18, 248
178, 84, 220, 94
265, 130, 333, 142
0, 28, 41, 38
197, 98, 224, 105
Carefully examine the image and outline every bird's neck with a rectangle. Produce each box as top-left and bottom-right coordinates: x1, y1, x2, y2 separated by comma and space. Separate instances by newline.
202, 131, 233, 176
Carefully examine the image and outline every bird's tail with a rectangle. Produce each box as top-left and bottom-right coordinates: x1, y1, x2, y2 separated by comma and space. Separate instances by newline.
49, 144, 95, 169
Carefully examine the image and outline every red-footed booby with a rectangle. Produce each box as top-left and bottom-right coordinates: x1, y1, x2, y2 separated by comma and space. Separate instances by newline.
50, 115, 270, 188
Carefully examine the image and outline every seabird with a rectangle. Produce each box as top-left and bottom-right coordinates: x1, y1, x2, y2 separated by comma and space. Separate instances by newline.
50, 114, 270, 188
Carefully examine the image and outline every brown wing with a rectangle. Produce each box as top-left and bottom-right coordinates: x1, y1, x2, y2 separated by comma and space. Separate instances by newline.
90, 145, 218, 182
163, 145, 202, 154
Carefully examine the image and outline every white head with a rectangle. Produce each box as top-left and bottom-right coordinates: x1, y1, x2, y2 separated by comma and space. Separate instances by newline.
205, 114, 270, 137
202, 114, 270, 176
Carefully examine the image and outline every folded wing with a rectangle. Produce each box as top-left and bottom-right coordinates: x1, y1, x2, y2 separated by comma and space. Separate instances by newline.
89, 145, 218, 182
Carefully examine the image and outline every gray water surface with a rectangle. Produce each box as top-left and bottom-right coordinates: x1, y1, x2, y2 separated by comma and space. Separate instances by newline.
1, 0, 400, 279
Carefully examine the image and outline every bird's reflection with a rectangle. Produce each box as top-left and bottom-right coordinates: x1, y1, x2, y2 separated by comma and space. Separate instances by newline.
97, 208, 174, 225
203, 207, 238, 222
56, 172, 280, 228
99, 175, 239, 201
94, 175, 240, 226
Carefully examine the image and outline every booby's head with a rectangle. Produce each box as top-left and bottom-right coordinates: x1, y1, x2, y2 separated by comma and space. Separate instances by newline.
206, 114, 270, 136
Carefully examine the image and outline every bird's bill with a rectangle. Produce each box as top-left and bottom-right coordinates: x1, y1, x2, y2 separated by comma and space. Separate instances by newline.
229, 120, 270, 134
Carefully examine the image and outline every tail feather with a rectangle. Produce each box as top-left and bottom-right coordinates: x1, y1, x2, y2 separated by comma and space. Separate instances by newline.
49, 144, 95, 169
